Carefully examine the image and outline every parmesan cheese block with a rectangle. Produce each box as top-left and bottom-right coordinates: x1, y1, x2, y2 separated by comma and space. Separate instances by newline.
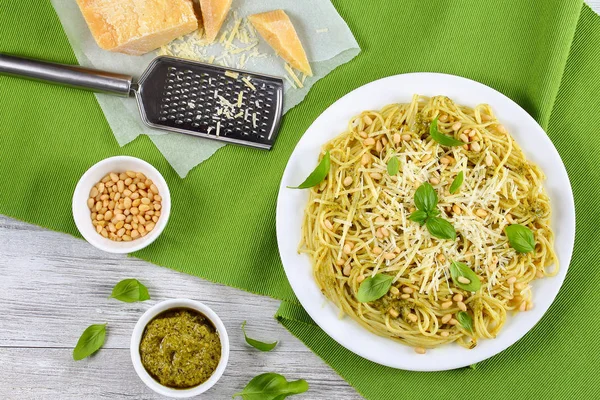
200, 0, 232, 42
248, 10, 312, 76
75, 0, 199, 56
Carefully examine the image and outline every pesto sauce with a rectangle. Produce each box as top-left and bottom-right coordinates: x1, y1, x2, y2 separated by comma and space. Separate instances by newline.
139, 308, 221, 389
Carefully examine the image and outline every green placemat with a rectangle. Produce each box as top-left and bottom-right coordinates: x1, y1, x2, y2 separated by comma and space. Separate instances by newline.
1, 1, 599, 399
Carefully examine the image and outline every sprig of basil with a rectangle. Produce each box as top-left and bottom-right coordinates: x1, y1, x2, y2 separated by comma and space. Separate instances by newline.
287, 151, 330, 189
449, 261, 481, 292
426, 217, 456, 240
356, 274, 394, 303
241, 321, 278, 352
110, 279, 150, 303
410, 183, 456, 240
430, 116, 465, 147
414, 182, 437, 214
233, 372, 309, 400
505, 224, 535, 253
456, 311, 473, 332
387, 156, 400, 176
449, 171, 464, 194
408, 210, 428, 226
73, 323, 106, 361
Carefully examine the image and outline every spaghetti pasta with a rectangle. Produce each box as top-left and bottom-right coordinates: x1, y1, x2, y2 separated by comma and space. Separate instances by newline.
300, 95, 557, 351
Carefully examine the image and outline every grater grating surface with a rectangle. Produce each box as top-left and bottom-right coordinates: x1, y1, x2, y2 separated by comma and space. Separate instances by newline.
135, 57, 284, 150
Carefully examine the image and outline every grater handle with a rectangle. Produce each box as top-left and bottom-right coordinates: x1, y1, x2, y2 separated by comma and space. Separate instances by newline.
0, 53, 133, 97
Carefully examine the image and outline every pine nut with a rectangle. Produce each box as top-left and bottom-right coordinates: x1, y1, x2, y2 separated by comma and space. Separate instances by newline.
507, 276, 517, 285
453, 294, 463, 302
375, 140, 383, 152
441, 301, 453, 309
471, 142, 481, 152
430, 177, 440, 185
440, 156, 451, 165
139, 204, 151, 213
457, 301, 467, 312
363, 115, 373, 125
452, 204, 462, 215
357, 275, 365, 283
370, 172, 382, 180
485, 154, 493, 166
452, 122, 462, 131
384, 252, 395, 260
375, 216, 386, 223
381, 227, 390, 237
439, 114, 448, 122
390, 286, 400, 295
359, 131, 368, 138
132, 199, 141, 207
414, 347, 426, 354
87, 198, 95, 209
402, 287, 414, 294
96, 225, 102, 233
519, 301, 527, 312
343, 265, 352, 276
459, 133, 469, 142
526, 302, 533, 311
497, 124, 507, 134
441, 314, 453, 324
468, 129, 477, 138
393, 133, 401, 143
449, 318, 458, 325
364, 136, 375, 146
343, 243, 352, 254
407, 313, 418, 322
401, 294, 410, 299
343, 176, 353, 186
336, 258, 345, 267
457, 276, 471, 284
440, 331, 450, 337
402, 134, 412, 141
361, 153, 371, 165
436, 254, 446, 263
152, 216, 159, 223
389, 309, 400, 318
475, 208, 488, 218
515, 282, 525, 290
536, 270, 544, 279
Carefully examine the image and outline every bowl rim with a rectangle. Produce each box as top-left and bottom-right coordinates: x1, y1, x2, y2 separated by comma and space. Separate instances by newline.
130, 298, 230, 398
72, 155, 171, 254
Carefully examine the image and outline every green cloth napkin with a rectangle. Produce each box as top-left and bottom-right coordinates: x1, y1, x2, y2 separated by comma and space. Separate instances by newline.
1, 1, 599, 399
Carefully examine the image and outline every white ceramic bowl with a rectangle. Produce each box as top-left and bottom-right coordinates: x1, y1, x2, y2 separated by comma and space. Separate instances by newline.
130, 299, 230, 398
72, 156, 171, 253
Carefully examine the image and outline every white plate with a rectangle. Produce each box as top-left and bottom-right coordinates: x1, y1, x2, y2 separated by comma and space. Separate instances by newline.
276, 73, 575, 371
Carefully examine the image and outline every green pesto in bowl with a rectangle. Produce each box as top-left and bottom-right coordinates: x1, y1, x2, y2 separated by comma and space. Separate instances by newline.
139, 307, 222, 389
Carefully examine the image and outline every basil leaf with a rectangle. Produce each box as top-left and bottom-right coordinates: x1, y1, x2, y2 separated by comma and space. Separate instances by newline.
449, 171, 464, 194
426, 217, 456, 240
430, 116, 465, 147
449, 261, 481, 292
505, 224, 535, 253
356, 274, 394, 303
73, 323, 106, 361
233, 372, 309, 400
409, 210, 428, 226
457, 311, 473, 332
110, 279, 150, 303
414, 182, 438, 213
287, 151, 330, 189
241, 321, 278, 352
387, 156, 400, 175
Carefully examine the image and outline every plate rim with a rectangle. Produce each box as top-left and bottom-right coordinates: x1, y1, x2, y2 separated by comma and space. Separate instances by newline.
276, 72, 575, 371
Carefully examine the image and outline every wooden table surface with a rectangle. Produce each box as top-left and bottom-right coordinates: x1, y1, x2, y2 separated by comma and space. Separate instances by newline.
1, 3, 599, 399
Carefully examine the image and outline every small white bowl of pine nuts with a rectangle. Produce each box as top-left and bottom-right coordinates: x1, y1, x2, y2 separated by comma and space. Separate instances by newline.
72, 156, 171, 254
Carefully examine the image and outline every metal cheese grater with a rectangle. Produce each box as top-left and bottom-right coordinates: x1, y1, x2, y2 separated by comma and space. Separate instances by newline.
0, 54, 284, 149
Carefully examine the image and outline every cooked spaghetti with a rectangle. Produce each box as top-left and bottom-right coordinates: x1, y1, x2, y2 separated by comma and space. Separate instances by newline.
300, 95, 557, 352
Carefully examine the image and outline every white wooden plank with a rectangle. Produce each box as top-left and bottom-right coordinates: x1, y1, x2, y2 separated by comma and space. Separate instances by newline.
0, 215, 362, 399
0, 348, 356, 400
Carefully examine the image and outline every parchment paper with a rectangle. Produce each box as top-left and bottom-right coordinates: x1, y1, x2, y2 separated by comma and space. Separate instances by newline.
51, 0, 360, 177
